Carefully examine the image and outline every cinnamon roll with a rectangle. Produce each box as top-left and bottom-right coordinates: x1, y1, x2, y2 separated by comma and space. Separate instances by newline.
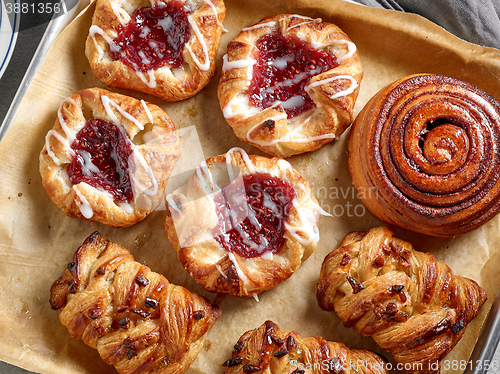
348, 74, 500, 236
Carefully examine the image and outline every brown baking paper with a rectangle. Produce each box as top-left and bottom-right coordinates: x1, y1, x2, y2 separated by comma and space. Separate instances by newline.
1, 0, 500, 373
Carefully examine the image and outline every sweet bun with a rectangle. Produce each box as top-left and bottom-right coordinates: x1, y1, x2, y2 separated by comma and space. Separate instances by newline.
222, 320, 389, 374
86, 0, 226, 101
317, 226, 487, 373
39, 87, 180, 227
50, 231, 221, 374
348, 74, 500, 237
165, 147, 323, 297
218, 14, 363, 157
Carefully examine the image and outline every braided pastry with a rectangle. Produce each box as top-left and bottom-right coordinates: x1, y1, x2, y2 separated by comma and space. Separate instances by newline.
218, 14, 363, 157
222, 320, 388, 374
316, 226, 487, 374
348, 74, 500, 237
50, 231, 221, 374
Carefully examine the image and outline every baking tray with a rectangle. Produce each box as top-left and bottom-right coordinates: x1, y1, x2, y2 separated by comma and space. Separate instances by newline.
1, 0, 500, 373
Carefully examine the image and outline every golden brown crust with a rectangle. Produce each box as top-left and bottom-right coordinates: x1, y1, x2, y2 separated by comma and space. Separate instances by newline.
165, 148, 321, 297
316, 226, 487, 374
39, 87, 180, 227
218, 14, 363, 157
222, 320, 389, 374
86, 0, 226, 102
348, 73, 500, 237
50, 231, 221, 374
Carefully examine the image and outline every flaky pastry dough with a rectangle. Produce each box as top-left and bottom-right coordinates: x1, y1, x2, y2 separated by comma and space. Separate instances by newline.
50, 231, 221, 374
348, 74, 500, 237
218, 14, 363, 157
222, 320, 388, 374
39, 87, 180, 227
165, 147, 322, 297
86, 0, 226, 101
317, 226, 487, 374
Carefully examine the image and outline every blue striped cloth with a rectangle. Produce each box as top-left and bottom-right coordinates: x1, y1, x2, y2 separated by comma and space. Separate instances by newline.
348, 0, 500, 48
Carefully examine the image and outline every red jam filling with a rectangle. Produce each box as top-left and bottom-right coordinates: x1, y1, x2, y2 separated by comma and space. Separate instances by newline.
67, 119, 133, 202
249, 32, 338, 118
213, 173, 296, 258
109, 0, 191, 72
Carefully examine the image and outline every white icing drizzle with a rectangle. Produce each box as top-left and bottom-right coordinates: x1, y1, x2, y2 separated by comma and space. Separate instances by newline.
135, 69, 157, 88
45, 99, 78, 165
45, 131, 75, 165
286, 15, 321, 31
73, 186, 94, 219
228, 252, 250, 286
310, 38, 357, 64
110, 0, 127, 25
305, 74, 359, 99
141, 99, 155, 123
186, 14, 210, 71
89, 25, 157, 88
241, 21, 276, 32
226, 147, 255, 174
222, 54, 257, 72
285, 198, 319, 246
335, 40, 357, 63
118, 202, 134, 213
102, 95, 145, 130
215, 263, 228, 278
166, 193, 182, 214
222, 95, 260, 119
89, 25, 116, 55
133, 149, 159, 196
202, 0, 227, 32
196, 160, 219, 196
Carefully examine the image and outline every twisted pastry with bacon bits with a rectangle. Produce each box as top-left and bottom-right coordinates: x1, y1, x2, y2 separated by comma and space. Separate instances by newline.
317, 226, 487, 374
50, 231, 221, 374
222, 320, 388, 374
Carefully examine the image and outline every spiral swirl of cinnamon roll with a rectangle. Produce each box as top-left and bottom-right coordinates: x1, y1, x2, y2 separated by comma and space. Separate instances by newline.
348, 74, 500, 237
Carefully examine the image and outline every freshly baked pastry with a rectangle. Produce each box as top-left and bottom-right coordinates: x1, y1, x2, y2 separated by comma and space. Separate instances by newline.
222, 320, 388, 374
317, 226, 487, 374
218, 14, 363, 158
348, 74, 500, 237
50, 231, 221, 374
165, 147, 323, 297
39, 87, 180, 227
86, 0, 226, 102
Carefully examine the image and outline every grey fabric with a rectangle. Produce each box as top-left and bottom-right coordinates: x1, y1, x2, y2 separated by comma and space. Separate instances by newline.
349, 0, 500, 48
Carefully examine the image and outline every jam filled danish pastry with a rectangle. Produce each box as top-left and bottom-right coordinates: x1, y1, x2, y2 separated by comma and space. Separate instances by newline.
86, 0, 226, 101
165, 147, 324, 297
317, 226, 487, 374
218, 14, 363, 158
222, 320, 389, 374
39, 87, 180, 227
349, 74, 500, 237
50, 231, 221, 374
